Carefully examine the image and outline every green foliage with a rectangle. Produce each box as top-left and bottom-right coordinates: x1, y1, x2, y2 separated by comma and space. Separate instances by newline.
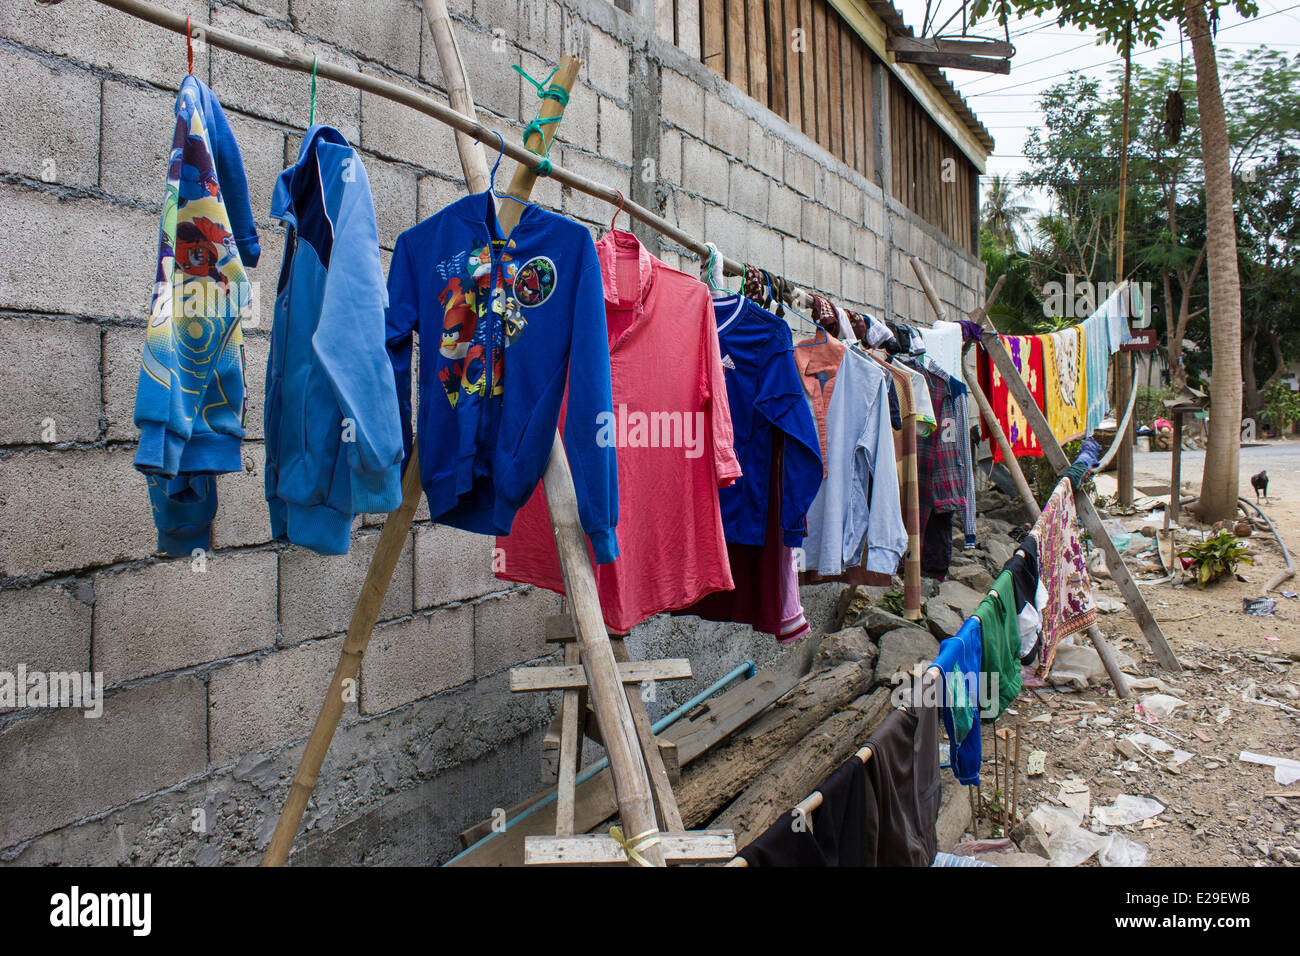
983, 174, 1034, 249
1178, 530, 1253, 589
879, 589, 906, 617
969, 1, 1260, 51
1260, 380, 1300, 434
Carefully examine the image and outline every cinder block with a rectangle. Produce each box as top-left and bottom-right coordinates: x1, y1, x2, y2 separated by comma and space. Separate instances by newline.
417, 174, 465, 222
746, 125, 785, 181
97, 81, 174, 205
0, 0, 210, 91
210, 5, 361, 142
560, 150, 629, 227
585, 28, 629, 102
470, 0, 512, 35
682, 138, 729, 194
240, 333, 270, 441
0, 188, 157, 319
674, 191, 704, 239
0, 317, 101, 445
0, 675, 206, 849
102, 326, 141, 443
703, 204, 750, 265
413, 523, 502, 609
364, 155, 418, 250
0, 583, 92, 686
800, 200, 831, 248
0, 448, 155, 579
210, 442, 274, 551
729, 164, 769, 222
222, 111, 289, 226
551, 76, 598, 154
661, 69, 704, 138
841, 263, 867, 310
598, 96, 633, 164
864, 268, 886, 314
659, 128, 681, 187
514, 0, 562, 62
783, 237, 815, 289
472, 587, 561, 677
768, 183, 801, 236
289, 0, 421, 78
815, 252, 843, 297
93, 550, 277, 684
703, 98, 747, 160
830, 214, 853, 256
360, 604, 473, 714
854, 228, 879, 268
0, 48, 99, 188
208, 636, 348, 765
359, 88, 457, 170
838, 176, 864, 223
279, 530, 413, 642
784, 146, 816, 197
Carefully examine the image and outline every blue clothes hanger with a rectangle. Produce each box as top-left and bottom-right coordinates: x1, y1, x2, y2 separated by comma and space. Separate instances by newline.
489, 131, 528, 211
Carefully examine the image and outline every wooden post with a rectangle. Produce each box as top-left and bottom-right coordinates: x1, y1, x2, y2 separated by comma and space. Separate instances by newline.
1170, 413, 1184, 522
1116, 29, 1135, 509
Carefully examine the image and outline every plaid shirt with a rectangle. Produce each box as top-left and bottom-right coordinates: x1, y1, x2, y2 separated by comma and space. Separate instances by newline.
929, 358, 977, 547
912, 363, 966, 516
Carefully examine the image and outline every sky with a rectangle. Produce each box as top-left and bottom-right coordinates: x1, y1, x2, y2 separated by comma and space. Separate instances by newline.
892, 0, 1300, 214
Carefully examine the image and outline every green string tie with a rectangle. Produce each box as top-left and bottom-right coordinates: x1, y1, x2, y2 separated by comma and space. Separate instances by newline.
512, 63, 566, 176
309, 56, 318, 126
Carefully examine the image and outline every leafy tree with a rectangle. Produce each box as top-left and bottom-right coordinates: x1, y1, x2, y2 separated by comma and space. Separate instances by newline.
971, 0, 1260, 521
982, 174, 1035, 249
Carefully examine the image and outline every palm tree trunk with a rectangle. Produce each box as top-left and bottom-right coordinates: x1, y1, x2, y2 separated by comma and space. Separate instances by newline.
1186, 0, 1243, 521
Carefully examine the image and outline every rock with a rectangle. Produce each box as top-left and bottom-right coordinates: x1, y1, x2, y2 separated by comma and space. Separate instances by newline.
921, 577, 940, 600
851, 605, 917, 639
925, 598, 964, 640
951, 564, 994, 592
1011, 815, 1053, 859
813, 627, 879, 670
938, 580, 984, 618
873, 627, 941, 686
986, 536, 1014, 569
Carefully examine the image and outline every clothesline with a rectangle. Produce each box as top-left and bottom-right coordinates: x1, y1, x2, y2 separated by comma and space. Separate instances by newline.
90, 0, 857, 305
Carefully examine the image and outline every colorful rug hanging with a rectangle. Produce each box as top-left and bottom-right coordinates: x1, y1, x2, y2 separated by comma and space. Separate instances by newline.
978, 334, 1045, 464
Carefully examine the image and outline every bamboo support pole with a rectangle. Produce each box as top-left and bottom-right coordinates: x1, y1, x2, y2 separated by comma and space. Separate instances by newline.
85, 0, 747, 276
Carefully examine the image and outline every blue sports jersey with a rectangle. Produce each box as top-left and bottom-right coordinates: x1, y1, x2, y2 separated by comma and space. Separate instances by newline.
711, 294, 822, 547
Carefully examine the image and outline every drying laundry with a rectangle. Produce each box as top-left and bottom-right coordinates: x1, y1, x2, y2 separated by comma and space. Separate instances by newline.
932, 618, 983, 786
386, 191, 619, 558
736, 756, 873, 866
1030, 478, 1099, 677
265, 125, 404, 555
1003, 535, 1047, 663
1042, 325, 1088, 444
974, 570, 1023, 718
794, 334, 907, 576
978, 334, 1045, 464
1081, 308, 1111, 435
498, 230, 740, 633
133, 74, 260, 557
860, 702, 941, 866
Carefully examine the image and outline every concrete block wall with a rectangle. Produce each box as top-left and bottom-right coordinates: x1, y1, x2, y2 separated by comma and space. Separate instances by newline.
0, 0, 983, 866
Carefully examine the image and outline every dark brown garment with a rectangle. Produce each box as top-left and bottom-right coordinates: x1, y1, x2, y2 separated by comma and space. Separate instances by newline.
861, 702, 941, 866
736, 756, 871, 867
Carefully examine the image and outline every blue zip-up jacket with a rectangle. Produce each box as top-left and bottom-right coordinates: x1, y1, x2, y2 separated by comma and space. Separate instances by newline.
133, 74, 259, 556
265, 125, 404, 555
385, 192, 618, 563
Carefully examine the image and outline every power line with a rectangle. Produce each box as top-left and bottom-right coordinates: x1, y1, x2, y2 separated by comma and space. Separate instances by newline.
963, 3, 1300, 98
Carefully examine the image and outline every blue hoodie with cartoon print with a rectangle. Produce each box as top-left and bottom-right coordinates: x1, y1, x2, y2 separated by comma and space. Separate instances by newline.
264, 126, 405, 555
133, 75, 259, 556
385, 192, 618, 563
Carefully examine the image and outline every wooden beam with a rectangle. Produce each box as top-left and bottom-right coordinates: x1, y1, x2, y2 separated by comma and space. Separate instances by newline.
890, 50, 1010, 74
509, 660, 694, 693
886, 36, 1015, 58
524, 830, 736, 865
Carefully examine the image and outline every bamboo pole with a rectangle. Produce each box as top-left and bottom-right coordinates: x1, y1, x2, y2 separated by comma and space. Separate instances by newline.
85, 0, 747, 277
1116, 28, 1135, 508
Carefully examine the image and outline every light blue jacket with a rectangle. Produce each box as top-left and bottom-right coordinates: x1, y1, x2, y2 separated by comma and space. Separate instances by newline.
265, 126, 404, 555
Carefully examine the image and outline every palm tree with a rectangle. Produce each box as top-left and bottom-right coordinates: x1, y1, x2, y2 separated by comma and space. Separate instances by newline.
1184, 0, 1243, 521
983, 174, 1034, 249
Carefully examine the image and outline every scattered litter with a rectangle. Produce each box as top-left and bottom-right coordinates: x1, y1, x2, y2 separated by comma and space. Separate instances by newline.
1093, 594, 1125, 614
1093, 794, 1165, 827
1125, 675, 1182, 695
1215, 705, 1231, 725
1027, 751, 1047, 776
1046, 827, 1109, 868
1243, 597, 1277, 616
1239, 751, 1300, 786
1049, 641, 1107, 689
953, 838, 1012, 856
1058, 779, 1091, 818
1137, 694, 1187, 722
1028, 713, 1052, 723
1099, 833, 1149, 867
1241, 679, 1300, 714
1282, 591, 1298, 600
1125, 732, 1194, 768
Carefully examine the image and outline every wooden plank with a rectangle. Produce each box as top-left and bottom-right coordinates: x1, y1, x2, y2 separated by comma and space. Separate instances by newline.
768, 0, 786, 118
783, 0, 802, 129
891, 49, 1011, 74
701, 0, 726, 75
510, 659, 694, 692
799, 0, 816, 143
612, 637, 686, 833
747, 1, 768, 106
887, 35, 1015, 57
524, 830, 737, 866
555, 641, 583, 836
813, 0, 829, 149
851, 41, 866, 176
828, 13, 843, 161
452, 654, 806, 863
725, 0, 747, 93
677, 0, 701, 59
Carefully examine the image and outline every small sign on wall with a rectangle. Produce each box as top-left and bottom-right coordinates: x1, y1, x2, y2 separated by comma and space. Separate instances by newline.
1122, 328, 1158, 352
